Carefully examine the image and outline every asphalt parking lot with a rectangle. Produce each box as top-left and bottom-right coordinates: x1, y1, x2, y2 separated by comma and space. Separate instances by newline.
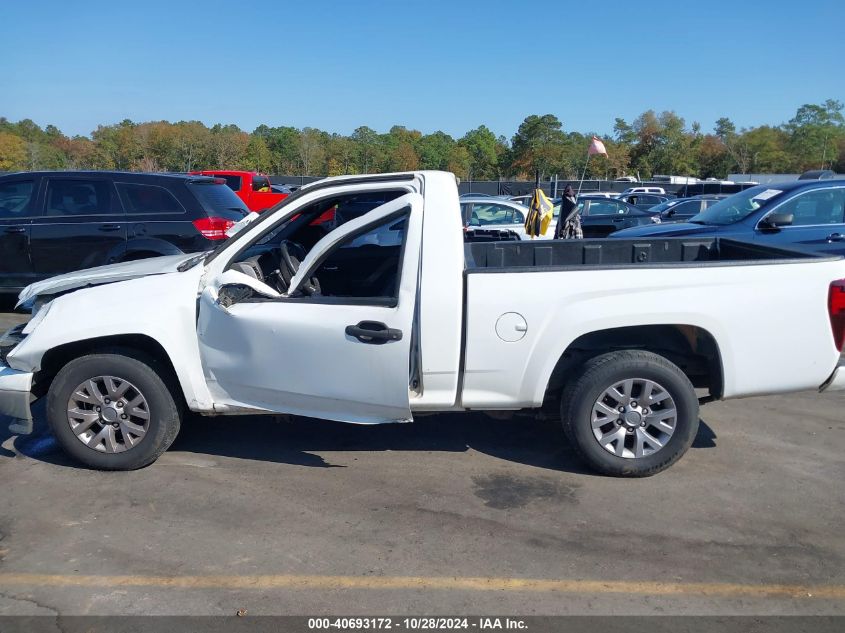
1, 307, 844, 616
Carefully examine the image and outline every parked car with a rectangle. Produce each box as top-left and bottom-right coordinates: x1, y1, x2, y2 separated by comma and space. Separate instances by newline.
610, 180, 845, 256
652, 195, 729, 223
3, 171, 844, 478
0, 171, 249, 294
459, 192, 496, 199
620, 186, 667, 195
507, 194, 534, 206
461, 197, 533, 239
574, 197, 661, 237
189, 170, 288, 212
575, 192, 618, 199
617, 193, 675, 210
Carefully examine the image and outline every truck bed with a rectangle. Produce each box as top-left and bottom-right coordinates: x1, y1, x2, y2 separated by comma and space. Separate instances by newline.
459, 236, 845, 410
464, 237, 832, 271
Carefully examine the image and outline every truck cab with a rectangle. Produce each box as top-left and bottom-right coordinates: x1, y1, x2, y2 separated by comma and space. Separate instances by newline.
189, 170, 288, 212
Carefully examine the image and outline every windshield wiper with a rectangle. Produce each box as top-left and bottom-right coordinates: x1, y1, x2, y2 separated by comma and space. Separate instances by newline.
687, 220, 708, 225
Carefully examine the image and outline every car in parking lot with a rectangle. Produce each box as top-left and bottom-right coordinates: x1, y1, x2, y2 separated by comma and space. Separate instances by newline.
461, 197, 532, 238
620, 186, 666, 195
574, 197, 661, 237
0, 171, 249, 294
652, 195, 728, 223
617, 192, 675, 210
610, 180, 845, 255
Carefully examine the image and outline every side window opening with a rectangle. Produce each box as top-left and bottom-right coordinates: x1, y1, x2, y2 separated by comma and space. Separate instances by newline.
224, 189, 409, 303
777, 189, 845, 226
0, 180, 35, 219
45, 179, 111, 215
116, 183, 184, 214
311, 209, 410, 301
217, 175, 242, 191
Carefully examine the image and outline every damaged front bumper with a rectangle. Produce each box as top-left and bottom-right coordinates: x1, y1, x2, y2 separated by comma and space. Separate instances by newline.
0, 362, 34, 431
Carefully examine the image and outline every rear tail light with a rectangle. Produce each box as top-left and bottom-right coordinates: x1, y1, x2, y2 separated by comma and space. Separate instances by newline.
829, 280, 845, 352
193, 217, 235, 240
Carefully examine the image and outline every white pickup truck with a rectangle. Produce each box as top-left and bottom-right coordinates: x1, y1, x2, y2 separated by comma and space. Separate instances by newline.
2, 171, 844, 476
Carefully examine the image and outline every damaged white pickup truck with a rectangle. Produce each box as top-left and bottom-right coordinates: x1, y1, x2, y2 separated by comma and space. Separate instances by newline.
2, 171, 844, 476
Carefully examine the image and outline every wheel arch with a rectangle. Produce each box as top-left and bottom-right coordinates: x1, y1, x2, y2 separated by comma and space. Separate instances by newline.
541, 324, 724, 410
33, 334, 187, 408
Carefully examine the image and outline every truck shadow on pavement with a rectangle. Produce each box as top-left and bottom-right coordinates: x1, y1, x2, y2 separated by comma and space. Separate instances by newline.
4, 401, 718, 475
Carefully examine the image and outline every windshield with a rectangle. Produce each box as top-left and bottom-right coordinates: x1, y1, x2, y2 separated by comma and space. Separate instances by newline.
689, 185, 785, 225
204, 186, 309, 263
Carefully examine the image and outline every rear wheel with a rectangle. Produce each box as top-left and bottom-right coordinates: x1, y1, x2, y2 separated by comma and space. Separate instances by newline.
561, 350, 699, 477
46, 352, 181, 470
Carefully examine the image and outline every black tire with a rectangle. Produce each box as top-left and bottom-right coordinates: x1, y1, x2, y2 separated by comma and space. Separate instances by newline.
46, 352, 182, 470
561, 350, 699, 477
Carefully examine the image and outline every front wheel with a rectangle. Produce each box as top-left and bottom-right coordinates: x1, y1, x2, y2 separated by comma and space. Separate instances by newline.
561, 350, 699, 477
46, 352, 182, 470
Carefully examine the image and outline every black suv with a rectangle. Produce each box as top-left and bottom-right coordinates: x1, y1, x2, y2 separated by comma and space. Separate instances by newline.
0, 171, 249, 294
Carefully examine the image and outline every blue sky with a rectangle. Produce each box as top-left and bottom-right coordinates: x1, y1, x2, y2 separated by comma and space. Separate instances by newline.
3, 0, 843, 140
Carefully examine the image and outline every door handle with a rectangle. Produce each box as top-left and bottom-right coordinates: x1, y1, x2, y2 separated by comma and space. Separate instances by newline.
345, 321, 403, 344
98, 223, 122, 232
4, 226, 26, 234
827, 233, 844, 242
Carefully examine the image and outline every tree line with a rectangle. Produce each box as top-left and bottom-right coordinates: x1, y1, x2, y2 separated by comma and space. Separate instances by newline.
1, 99, 843, 180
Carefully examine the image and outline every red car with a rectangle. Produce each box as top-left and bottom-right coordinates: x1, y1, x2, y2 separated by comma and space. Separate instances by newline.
189, 170, 288, 212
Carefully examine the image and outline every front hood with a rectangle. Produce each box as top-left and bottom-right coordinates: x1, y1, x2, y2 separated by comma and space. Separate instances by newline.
17, 253, 199, 308
610, 222, 722, 238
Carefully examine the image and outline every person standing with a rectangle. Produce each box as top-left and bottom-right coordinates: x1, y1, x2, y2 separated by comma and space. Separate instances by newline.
555, 185, 582, 239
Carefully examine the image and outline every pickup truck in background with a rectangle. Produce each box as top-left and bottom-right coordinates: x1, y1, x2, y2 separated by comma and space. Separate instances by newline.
2, 171, 844, 477
189, 170, 288, 212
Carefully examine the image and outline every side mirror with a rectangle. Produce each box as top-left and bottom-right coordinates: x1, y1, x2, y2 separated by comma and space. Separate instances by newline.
763, 212, 794, 228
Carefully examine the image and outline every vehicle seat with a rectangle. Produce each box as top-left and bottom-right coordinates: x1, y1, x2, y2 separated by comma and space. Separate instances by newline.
63, 186, 97, 214
815, 199, 841, 224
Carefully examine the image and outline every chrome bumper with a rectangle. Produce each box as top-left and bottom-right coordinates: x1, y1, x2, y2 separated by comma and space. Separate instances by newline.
0, 363, 34, 427
820, 355, 845, 392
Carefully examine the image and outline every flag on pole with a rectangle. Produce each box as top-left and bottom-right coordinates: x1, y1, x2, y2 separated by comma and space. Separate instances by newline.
524, 188, 555, 238
588, 136, 608, 156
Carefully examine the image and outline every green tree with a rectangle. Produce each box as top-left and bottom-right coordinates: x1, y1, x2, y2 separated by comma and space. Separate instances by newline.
382, 126, 421, 172
784, 99, 845, 171
510, 114, 566, 180
351, 126, 381, 173
459, 125, 500, 179
741, 126, 791, 173
417, 131, 455, 171
446, 145, 471, 180
297, 127, 325, 175
245, 135, 273, 173
0, 132, 27, 170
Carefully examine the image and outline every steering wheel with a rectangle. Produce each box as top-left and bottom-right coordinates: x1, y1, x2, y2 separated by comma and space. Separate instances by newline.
275, 241, 321, 296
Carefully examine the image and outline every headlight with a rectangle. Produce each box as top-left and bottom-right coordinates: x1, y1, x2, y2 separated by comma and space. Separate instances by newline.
22, 301, 53, 335
651, 216, 662, 223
